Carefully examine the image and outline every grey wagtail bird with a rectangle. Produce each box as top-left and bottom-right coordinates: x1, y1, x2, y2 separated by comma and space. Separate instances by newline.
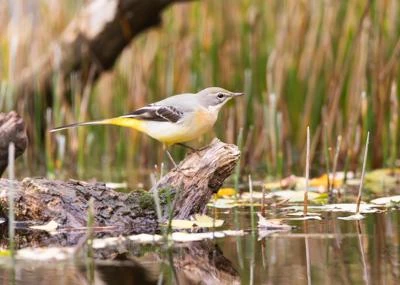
50, 87, 244, 165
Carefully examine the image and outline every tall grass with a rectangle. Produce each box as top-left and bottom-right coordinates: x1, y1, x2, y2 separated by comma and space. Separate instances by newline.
0, 0, 399, 182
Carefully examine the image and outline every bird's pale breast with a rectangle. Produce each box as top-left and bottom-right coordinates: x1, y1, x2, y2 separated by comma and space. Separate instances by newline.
140, 107, 218, 145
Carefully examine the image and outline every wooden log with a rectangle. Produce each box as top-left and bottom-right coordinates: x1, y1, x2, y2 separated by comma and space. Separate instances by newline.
0, 111, 27, 176
0, 139, 239, 241
154, 140, 240, 219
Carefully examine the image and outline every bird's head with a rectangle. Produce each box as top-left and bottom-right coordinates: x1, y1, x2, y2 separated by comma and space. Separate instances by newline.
196, 87, 244, 111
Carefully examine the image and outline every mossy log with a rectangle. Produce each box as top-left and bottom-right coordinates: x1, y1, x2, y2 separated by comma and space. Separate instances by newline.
0, 139, 239, 240
0, 111, 27, 176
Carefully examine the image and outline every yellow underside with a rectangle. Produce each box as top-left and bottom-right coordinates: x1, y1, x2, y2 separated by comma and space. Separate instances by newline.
103, 109, 216, 145
104, 117, 192, 145
104, 117, 145, 132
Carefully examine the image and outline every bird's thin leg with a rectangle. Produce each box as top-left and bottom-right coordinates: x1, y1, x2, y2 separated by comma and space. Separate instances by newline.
177, 143, 198, 152
163, 145, 178, 168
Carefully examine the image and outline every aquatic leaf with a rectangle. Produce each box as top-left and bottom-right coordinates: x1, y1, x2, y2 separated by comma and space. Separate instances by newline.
93, 234, 164, 248
269, 190, 321, 203
216, 187, 236, 197
171, 230, 245, 242
257, 213, 291, 230
241, 190, 321, 203
128, 233, 163, 243
285, 212, 322, 220
171, 232, 224, 242
167, 214, 224, 229
370, 195, 400, 206
17, 247, 74, 261
286, 211, 321, 216
222, 230, 246, 236
337, 213, 365, 220
284, 216, 322, 221
241, 192, 265, 200
309, 174, 343, 189
365, 168, 400, 185
284, 203, 380, 213
317, 203, 379, 213
29, 220, 59, 232
208, 198, 236, 208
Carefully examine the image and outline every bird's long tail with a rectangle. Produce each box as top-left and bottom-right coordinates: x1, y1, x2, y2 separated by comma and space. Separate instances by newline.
50, 117, 144, 133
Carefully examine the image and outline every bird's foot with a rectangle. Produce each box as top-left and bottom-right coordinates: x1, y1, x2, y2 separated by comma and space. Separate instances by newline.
176, 143, 209, 156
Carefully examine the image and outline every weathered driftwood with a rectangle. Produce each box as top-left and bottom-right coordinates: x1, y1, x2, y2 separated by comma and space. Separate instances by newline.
14, 0, 191, 100
0, 139, 239, 241
0, 111, 27, 176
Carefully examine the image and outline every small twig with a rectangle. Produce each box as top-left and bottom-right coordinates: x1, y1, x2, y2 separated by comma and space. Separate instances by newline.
234, 128, 244, 200
248, 175, 256, 231
304, 127, 310, 216
356, 132, 369, 214
8, 143, 15, 257
150, 173, 162, 223
261, 185, 266, 217
323, 123, 332, 203
331, 135, 342, 200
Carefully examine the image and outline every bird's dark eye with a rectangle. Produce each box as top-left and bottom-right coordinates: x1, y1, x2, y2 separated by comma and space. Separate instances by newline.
217, 93, 224, 99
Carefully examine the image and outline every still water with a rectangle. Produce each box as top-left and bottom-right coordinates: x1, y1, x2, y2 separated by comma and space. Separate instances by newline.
0, 206, 399, 285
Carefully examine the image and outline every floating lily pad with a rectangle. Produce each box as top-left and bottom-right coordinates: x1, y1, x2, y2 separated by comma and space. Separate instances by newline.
370, 195, 400, 206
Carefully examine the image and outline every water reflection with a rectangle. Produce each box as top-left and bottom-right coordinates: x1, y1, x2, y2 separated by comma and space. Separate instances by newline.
218, 210, 400, 284
0, 210, 399, 284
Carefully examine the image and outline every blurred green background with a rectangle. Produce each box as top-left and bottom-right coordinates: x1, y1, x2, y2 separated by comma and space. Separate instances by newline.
0, 0, 399, 185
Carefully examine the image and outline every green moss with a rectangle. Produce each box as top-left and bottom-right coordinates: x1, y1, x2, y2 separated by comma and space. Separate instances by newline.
157, 187, 176, 206
138, 192, 154, 210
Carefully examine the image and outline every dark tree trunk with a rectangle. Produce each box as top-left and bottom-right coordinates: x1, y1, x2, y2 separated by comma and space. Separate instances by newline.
14, 0, 192, 101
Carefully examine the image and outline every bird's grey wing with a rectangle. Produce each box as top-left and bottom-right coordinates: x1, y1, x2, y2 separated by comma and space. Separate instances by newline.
121, 104, 184, 123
